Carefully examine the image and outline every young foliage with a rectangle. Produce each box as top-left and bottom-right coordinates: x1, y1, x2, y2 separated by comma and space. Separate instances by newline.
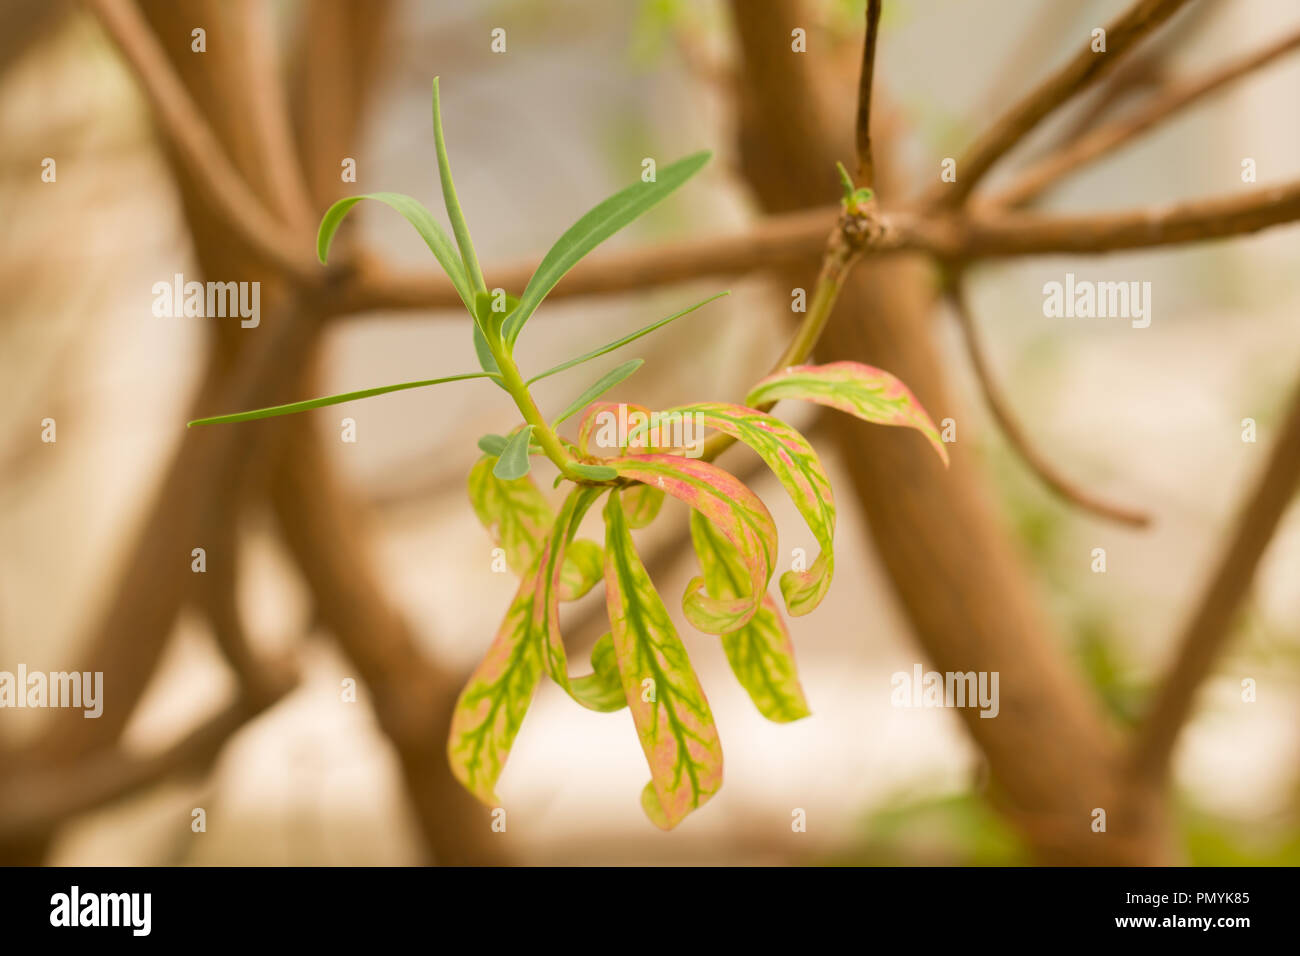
193, 81, 949, 829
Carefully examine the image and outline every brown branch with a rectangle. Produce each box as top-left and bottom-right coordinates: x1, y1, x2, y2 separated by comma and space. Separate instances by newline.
1130, 374, 1300, 783
947, 277, 1150, 527
0, 677, 295, 841
931, 0, 1194, 207
991, 27, 1300, 208
83, 0, 319, 281
854, 0, 882, 189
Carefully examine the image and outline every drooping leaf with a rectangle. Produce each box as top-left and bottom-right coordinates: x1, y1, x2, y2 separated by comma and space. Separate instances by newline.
493, 425, 535, 480
316, 192, 475, 314
669, 402, 835, 616
746, 361, 950, 467
503, 151, 712, 346
603, 489, 723, 829
447, 569, 544, 805
432, 77, 486, 293
569, 633, 626, 713
622, 483, 665, 529
477, 433, 509, 457
551, 359, 644, 427
531, 486, 626, 713
690, 511, 810, 723
525, 291, 730, 385
607, 454, 776, 634
558, 538, 603, 601
468, 453, 553, 574
188, 372, 495, 427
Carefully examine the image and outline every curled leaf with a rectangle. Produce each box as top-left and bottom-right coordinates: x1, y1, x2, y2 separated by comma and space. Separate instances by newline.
670, 402, 835, 616
608, 454, 776, 634
604, 490, 723, 828
690, 512, 810, 723
746, 361, 949, 467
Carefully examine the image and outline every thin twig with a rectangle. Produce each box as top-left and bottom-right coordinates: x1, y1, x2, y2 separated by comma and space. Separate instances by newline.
947, 277, 1150, 527
931, 0, 1194, 208
1130, 375, 1300, 783
84, 0, 319, 281
990, 27, 1300, 208
854, 0, 883, 189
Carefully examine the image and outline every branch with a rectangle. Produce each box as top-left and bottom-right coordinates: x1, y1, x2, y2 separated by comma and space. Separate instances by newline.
932, 0, 1193, 207
84, 0, 319, 280
990, 27, 1300, 208
854, 0, 882, 189
334, 205, 833, 313
947, 277, 1150, 527
1131, 373, 1300, 782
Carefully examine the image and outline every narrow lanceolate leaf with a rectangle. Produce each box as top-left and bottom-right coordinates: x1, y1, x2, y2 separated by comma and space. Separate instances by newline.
503, 151, 712, 347
532, 486, 624, 712
316, 192, 475, 314
746, 361, 950, 467
604, 490, 723, 829
188, 372, 495, 426
690, 511, 810, 723
493, 425, 535, 480
432, 77, 486, 293
447, 570, 544, 805
468, 453, 553, 575
551, 359, 644, 428
608, 454, 776, 634
671, 402, 835, 616
525, 291, 730, 385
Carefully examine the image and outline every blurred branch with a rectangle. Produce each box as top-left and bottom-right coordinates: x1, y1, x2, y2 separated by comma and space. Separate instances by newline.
946, 275, 1150, 527
83, 0, 318, 279
990, 26, 1300, 208
931, 0, 1194, 207
853, 0, 881, 188
1131, 375, 1300, 783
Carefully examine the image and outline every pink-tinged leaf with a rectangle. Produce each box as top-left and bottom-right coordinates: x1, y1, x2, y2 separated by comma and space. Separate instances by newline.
604, 490, 723, 828
622, 483, 665, 529
672, 402, 834, 616
691, 511, 810, 722
533, 486, 626, 712
467, 455, 552, 575
575, 401, 669, 457
607, 454, 776, 634
447, 570, 544, 806
746, 361, 950, 467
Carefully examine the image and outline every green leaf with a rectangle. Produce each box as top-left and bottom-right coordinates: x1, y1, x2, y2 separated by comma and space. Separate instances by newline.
669, 402, 835, 617
608, 454, 776, 635
188, 372, 495, 426
432, 77, 486, 293
604, 489, 723, 829
568, 463, 619, 481
690, 511, 810, 723
503, 150, 712, 346
533, 486, 626, 713
477, 433, 509, 456
468, 453, 553, 574
316, 192, 475, 314
525, 291, 729, 385
447, 568, 545, 805
623, 483, 665, 529
746, 361, 950, 467
557, 538, 603, 601
551, 358, 644, 427
569, 633, 625, 712
493, 425, 535, 480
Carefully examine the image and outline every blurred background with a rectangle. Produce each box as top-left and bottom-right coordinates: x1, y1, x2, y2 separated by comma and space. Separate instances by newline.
1, 0, 1298, 865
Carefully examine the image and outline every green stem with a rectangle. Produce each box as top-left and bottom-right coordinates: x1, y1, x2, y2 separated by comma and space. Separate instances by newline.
492, 342, 583, 480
